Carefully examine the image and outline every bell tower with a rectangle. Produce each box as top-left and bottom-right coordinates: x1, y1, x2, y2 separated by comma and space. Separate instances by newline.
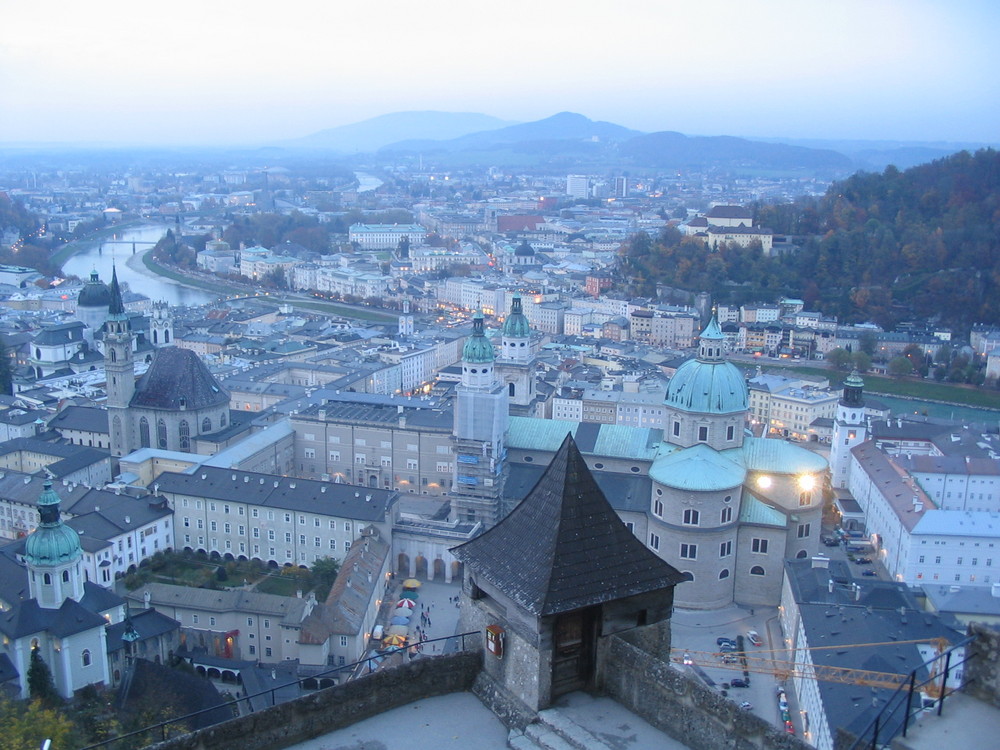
496, 294, 536, 410
451, 312, 508, 528
105, 266, 136, 457
830, 370, 867, 489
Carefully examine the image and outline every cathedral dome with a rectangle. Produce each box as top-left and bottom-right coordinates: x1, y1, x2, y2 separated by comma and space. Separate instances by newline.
514, 240, 535, 257
501, 295, 531, 338
24, 481, 82, 567
78, 270, 112, 309
130, 346, 229, 410
462, 312, 495, 364
665, 317, 748, 415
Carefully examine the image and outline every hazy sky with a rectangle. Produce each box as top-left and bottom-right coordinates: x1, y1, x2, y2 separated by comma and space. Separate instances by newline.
1, 0, 997, 146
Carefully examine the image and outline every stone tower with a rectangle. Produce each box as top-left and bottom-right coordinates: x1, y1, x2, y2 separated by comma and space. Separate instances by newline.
830, 369, 867, 489
105, 266, 136, 458
452, 434, 684, 713
149, 301, 173, 347
398, 299, 414, 337
450, 311, 508, 528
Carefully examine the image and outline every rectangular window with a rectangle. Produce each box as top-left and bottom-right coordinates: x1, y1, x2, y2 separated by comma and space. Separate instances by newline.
252, 508, 259, 518
680, 543, 697, 560
672, 421, 680, 437
340, 636, 348, 647
727, 425, 735, 441
304, 448, 316, 459
329, 451, 341, 461
720, 541, 732, 557
653, 499, 663, 517
752, 538, 769, 554
797, 523, 810, 539
224, 523, 231, 534
697, 426, 708, 442
649, 533, 660, 551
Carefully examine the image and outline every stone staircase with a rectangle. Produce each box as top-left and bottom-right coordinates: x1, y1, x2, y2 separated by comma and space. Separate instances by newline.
507, 707, 617, 750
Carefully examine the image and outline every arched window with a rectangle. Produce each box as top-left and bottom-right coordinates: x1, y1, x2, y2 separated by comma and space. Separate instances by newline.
202, 417, 212, 433
152, 329, 158, 344
165, 330, 171, 343
219, 412, 226, 427
750, 565, 765, 576
683, 509, 700, 525
35, 348, 41, 359
796, 550, 808, 559
179, 420, 190, 451
82, 649, 91, 667
719, 569, 730, 579
157, 419, 168, 449
139, 417, 151, 448
680, 571, 694, 582
43, 573, 51, 585
509, 382, 515, 397
62, 570, 70, 583
110, 348, 116, 362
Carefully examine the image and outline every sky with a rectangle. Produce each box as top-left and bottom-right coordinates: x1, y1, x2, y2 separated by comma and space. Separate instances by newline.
1, 0, 998, 147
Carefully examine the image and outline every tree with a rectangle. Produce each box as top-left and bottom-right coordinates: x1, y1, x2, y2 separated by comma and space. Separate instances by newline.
310, 556, 341, 601
0, 696, 77, 750
27, 647, 59, 708
887, 355, 914, 377
0, 335, 12, 396
826, 348, 853, 370
851, 351, 872, 373
858, 331, 878, 357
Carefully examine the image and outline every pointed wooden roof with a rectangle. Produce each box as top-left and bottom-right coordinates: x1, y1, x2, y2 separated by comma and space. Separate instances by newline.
452, 433, 685, 617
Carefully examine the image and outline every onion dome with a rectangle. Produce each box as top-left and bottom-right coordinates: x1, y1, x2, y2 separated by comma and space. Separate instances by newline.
24, 481, 82, 567
502, 294, 531, 338
78, 269, 112, 308
462, 312, 495, 364
664, 316, 748, 415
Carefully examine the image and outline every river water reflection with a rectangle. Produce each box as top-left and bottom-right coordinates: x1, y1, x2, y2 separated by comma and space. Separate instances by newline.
62, 225, 220, 307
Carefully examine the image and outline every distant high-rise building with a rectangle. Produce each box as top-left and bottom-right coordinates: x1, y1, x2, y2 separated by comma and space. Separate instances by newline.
614, 176, 628, 198
565, 174, 590, 200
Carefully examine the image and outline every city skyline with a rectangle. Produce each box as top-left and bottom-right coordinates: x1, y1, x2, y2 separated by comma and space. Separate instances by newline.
1, 0, 998, 147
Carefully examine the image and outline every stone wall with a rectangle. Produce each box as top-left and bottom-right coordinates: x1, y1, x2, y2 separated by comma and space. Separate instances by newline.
965, 622, 1000, 708
145, 651, 480, 750
597, 634, 812, 750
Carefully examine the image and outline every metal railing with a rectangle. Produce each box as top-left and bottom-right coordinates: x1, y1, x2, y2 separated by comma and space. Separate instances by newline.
80, 630, 480, 750
847, 633, 977, 750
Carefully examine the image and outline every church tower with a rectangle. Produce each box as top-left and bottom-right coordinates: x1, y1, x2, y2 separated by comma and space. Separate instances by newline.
398, 299, 414, 338
105, 266, 136, 458
149, 301, 173, 347
830, 370, 867, 489
450, 312, 508, 528
496, 294, 536, 410
26, 481, 85, 607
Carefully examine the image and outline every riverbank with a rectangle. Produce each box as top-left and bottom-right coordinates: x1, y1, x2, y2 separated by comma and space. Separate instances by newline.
50, 218, 148, 269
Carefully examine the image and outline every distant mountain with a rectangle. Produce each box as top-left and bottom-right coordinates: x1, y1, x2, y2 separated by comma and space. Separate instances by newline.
754, 136, 997, 172
381, 112, 642, 153
619, 131, 852, 172
278, 111, 516, 153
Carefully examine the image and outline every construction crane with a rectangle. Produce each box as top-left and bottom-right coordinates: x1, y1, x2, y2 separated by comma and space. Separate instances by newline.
671, 637, 951, 691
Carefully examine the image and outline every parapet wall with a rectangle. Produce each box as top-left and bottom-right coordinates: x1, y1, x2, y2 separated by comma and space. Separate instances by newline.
965, 622, 1000, 708
597, 634, 812, 750
146, 651, 481, 750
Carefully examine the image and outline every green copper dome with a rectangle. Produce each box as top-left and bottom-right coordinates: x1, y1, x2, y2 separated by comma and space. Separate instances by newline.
24, 481, 82, 567
463, 312, 495, 364
665, 316, 748, 415
502, 295, 531, 338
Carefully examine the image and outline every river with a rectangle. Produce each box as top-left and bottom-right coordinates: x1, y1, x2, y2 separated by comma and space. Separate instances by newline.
355, 171, 383, 192
62, 225, 221, 307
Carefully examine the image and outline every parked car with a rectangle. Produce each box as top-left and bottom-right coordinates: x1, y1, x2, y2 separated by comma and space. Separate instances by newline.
855, 557, 873, 565
821, 536, 840, 547
862, 569, 878, 577
719, 643, 737, 652
717, 637, 737, 647
784, 721, 796, 735
746, 630, 763, 646
739, 702, 753, 711
730, 678, 750, 688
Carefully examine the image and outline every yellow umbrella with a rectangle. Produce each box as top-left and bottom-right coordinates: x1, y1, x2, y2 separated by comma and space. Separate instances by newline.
402, 578, 421, 589
382, 634, 406, 647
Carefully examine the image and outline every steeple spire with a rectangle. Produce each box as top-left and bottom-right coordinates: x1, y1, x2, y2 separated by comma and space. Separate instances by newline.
108, 264, 127, 319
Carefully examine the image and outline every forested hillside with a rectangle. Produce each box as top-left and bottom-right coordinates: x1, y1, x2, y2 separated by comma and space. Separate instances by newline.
621, 149, 1000, 331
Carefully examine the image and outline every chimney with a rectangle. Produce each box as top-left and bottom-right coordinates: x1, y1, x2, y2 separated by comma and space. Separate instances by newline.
855, 584, 862, 602
143, 590, 151, 609
913, 497, 924, 513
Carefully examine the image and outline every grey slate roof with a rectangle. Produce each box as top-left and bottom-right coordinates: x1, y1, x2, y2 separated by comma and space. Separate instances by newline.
154, 467, 396, 521
105, 608, 179, 653
452, 434, 685, 617
131, 346, 229, 411
48, 405, 109, 434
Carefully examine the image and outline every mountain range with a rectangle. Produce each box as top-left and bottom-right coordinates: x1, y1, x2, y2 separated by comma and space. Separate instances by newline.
278, 111, 987, 175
